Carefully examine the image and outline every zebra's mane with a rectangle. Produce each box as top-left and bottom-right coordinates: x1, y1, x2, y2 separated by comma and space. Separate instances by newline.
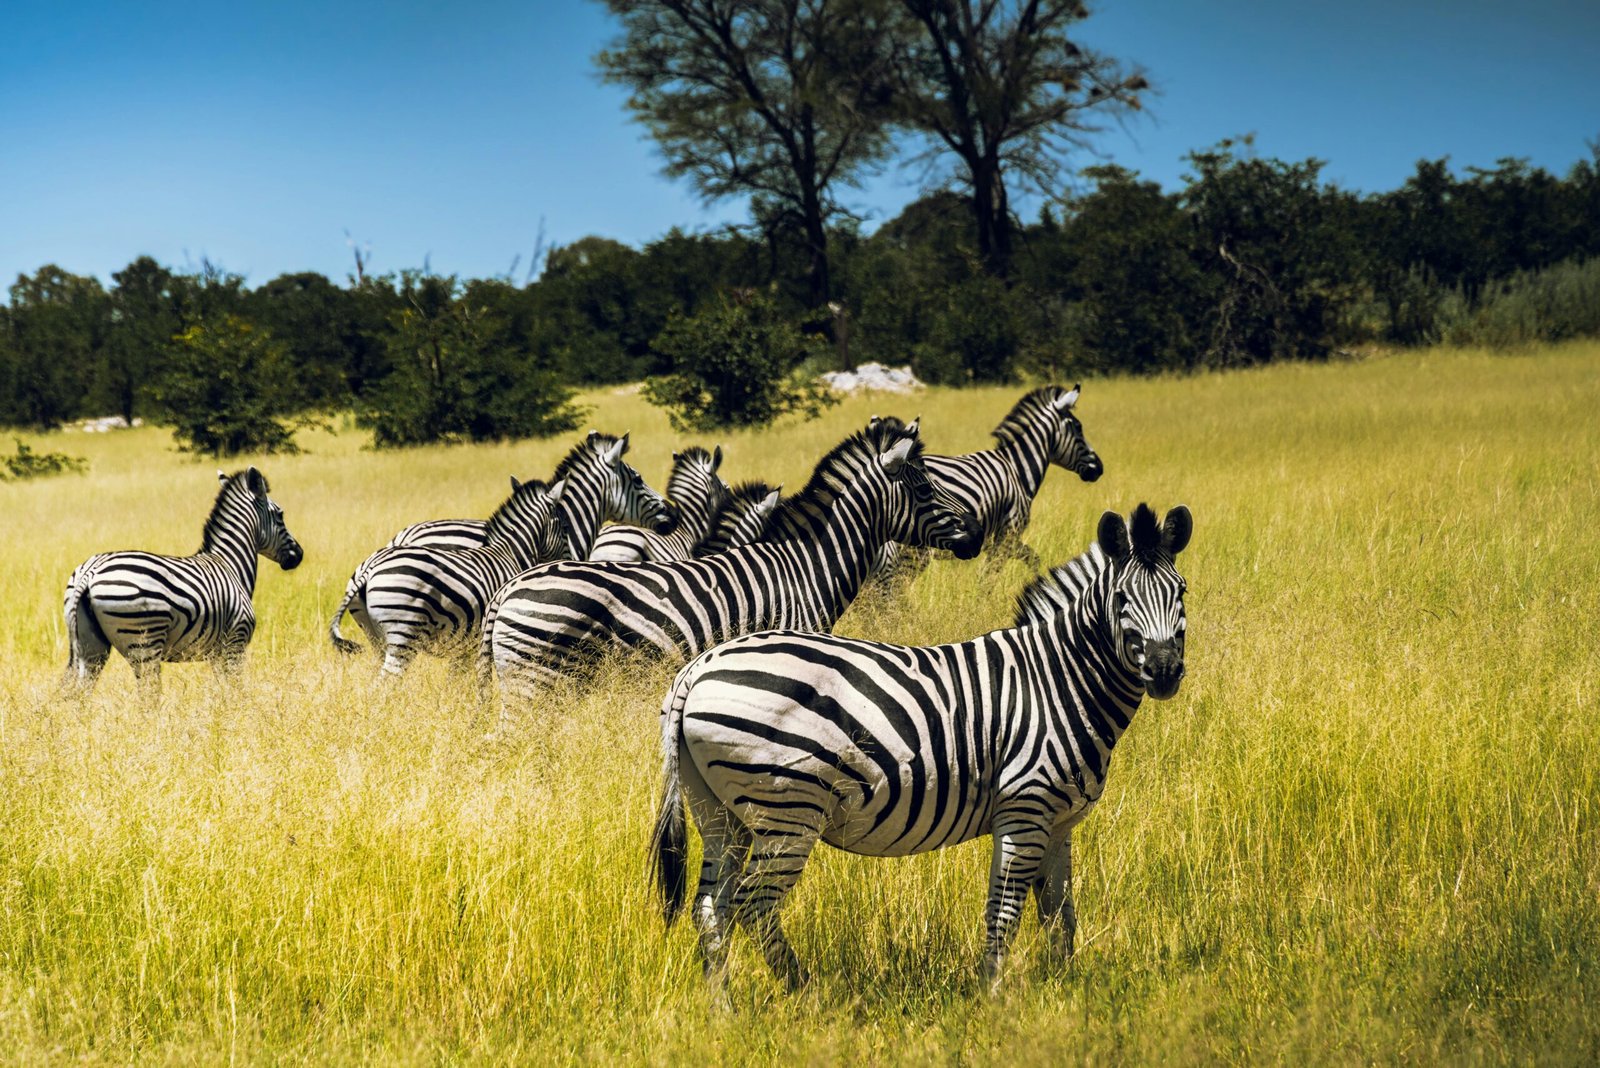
201, 469, 264, 553
767, 418, 922, 537
711, 479, 777, 528
992, 386, 1071, 445
1013, 543, 1110, 628
553, 432, 625, 483
485, 478, 557, 540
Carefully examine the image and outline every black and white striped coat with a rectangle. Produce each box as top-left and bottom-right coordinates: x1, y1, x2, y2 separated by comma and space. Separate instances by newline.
591, 446, 729, 563
873, 384, 1103, 581
651, 503, 1191, 996
695, 481, 782, 557
63, 467, 304, 692
478, 419, 983, 737
328, 430, 673, 652
331, 477, 569, 675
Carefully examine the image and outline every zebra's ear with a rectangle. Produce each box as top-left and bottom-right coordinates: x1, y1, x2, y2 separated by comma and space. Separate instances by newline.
245, 466, 267, 498
602, 436, 627, 466
906, 416, 920, 437
217, 469, 228, 484
547, 478, 567, 505
1054, 383, 1081, 412
510, 475, 522, 492
1098, 510, 1131, 564
759, 488, 781, 512
711, 445, 723, 471
1162, 505, 1193, 555
878, 435, 916, 476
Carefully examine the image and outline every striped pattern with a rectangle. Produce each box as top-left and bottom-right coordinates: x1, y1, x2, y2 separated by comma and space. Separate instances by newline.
591, 446, 729, 563
329, 477, 569, 675
328, 430, 673, 652
478, 418, 984, 738
650, 503, 1191, 995
871, 384, 1103, 582
696, 481, 782, 557
63, 467, 303, 691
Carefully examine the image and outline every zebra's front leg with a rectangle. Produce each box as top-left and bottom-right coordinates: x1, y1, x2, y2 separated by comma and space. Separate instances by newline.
993, 529, 1039, 570
1034, 827, 1077, 961
980, 821, 1050, 993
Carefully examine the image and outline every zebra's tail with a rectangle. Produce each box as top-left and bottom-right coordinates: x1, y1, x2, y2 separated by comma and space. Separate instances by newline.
61, 562, 105, 685
327, 570, 366, 655
652, 661, 694, 928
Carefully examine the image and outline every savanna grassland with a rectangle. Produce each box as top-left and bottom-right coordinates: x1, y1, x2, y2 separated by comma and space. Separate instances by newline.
1, 344, 1597, 1065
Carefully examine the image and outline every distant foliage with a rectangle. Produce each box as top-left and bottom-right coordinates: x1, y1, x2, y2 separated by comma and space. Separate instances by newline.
643, 290, 834, 432
151, 316, 304, 456
0, 440, 88, 481
1441, 258, 1600, 348
360, 274, 583, 448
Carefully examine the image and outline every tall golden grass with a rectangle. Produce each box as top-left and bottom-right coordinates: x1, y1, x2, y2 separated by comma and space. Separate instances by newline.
0, 344, 1596, 1064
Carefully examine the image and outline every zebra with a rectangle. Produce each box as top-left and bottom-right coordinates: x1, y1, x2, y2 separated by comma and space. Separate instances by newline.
328, 430, 673, 653
649, 502, 1191, 997
695, 480, 782, 557
590, 446, 730, 563
871, 384, 1103, 582
329, 477, 570, 676
478, 418, 984, 738
62, 467, 304, 693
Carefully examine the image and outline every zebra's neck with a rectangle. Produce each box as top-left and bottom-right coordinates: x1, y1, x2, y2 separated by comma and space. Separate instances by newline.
764, 474, 889, 621
1035, 568, 1146, 759
556, 462, 612, 558
992, 417, 1055, 503
199, 489, 261, 591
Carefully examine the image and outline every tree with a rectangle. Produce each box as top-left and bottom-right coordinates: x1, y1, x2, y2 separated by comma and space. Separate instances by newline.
889, 0, 1147, 279
103, 256, 182, 424
248, 271, 358, 409
151, 316, 304, 456
361, 274, 583, 447
595, 0, 895, 309
643, 288, 833, 430
3, 266, 107, 428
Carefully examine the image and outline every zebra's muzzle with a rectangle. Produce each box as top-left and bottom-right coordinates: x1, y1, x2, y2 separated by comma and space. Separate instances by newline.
1141, 641, 1184, 699
1077, 453, 1104, 483
650, 504, 680, 535
277, 542, 305, 570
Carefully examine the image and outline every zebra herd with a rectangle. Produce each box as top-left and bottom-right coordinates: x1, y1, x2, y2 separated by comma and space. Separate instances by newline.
58, 384, 1192, 996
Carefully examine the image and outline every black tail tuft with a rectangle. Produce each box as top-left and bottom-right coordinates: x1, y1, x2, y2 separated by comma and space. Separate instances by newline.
651, 776, 688, 927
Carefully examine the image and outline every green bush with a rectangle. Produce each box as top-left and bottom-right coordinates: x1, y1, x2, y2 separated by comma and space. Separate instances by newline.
0, 440, 87, 481
1443, 257, 1600, 348
642, 290, 834, 432
151, 316, 304, 456
361, 275, 584, 448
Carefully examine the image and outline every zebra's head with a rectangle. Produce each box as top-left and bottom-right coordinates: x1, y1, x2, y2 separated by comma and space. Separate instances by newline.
667, 445, 731, 531
487, 476, 570, 561
588, 431, 678, 535
870, 417, 983, 560
1000, 384, 1103, 482
217, 467, 303, 570
701, 480, 781, 555
1099, 503, 1190, 700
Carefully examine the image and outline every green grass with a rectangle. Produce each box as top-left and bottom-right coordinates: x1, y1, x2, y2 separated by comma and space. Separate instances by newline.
1, 343, 1597, 1064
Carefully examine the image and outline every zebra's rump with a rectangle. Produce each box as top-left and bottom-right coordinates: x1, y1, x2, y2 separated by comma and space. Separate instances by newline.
69, 551, 251, 661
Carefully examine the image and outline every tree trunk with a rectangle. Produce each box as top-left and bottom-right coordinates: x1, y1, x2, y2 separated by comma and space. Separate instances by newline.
972, 157, 1014, 280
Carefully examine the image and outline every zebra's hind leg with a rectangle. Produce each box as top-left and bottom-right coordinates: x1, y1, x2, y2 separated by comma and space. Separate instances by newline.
732, 823, 821, 993
128, 657, 163, 702
980, 819, 1051, 993
683, 769, 750, 1009
64, 608, 111, 692
1034, 828, 1077, 963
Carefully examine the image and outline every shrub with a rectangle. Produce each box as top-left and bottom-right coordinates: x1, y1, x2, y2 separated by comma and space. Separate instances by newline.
0, 440, 87, 481
642, 290, 834, 432
361, 275, 584, 448
909, 274, 1022, 385
1443, 257, 1600, 348
151, 316, 304, 456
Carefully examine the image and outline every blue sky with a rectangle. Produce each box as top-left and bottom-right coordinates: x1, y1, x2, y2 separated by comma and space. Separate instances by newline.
3, 0, 1597, 290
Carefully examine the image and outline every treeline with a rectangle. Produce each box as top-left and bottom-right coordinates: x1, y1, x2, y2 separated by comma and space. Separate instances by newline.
3, 143, 1598, 441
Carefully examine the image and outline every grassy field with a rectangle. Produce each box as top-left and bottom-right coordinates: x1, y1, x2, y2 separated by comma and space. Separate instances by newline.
1, 343, 1597, 1064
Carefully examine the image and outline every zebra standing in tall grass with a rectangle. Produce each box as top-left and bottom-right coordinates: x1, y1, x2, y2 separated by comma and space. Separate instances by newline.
651, 503, 1191, 997
328, 430, 674, 653
478, 418, 983, 738
590, 446, 730, 563
873, 384, 1103, 581
330, 477, 570, 675
63, 467, 304, 692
